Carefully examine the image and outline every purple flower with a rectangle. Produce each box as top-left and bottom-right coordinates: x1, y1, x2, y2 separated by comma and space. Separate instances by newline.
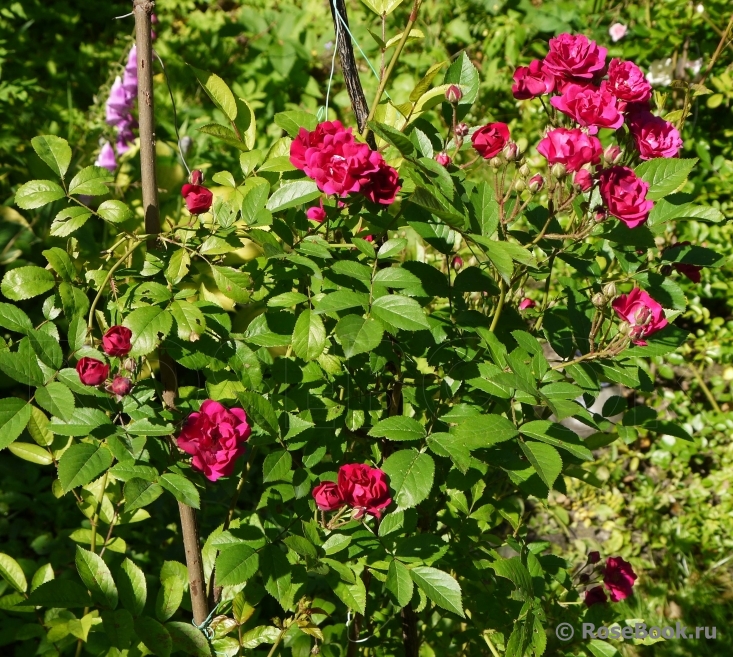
116, 121, 137, 153
94, 142, 117, 172
106, 77, 133, 126
122, 46, 138, 97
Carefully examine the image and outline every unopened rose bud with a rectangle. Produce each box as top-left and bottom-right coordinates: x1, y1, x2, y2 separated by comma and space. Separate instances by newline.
588, 551, 601, 564
592, 293, 606, 307
122, 358, 136, 373
489, 157, 503, 169
445, 84, 463, 104
518, 163, 531, 177
603, 144, 623, 165
452, 256, 463, 270
594, 208, 607, 223
551, 162, 567, 180
435, 152, 452, 167
602, 282, 617, 299
455, 122, 469, 137
311, 646, 321, 655
579, 573, 590, 584
503, 142, 521, 161
528, 174, 544, 193
110, 376, 132, 397
573, 169, 593, 192
513, 179, 527, 192
617, 321, 630, 335
191, 169, 204, 184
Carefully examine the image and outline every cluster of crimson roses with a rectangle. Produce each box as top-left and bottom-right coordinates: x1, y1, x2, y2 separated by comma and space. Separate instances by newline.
76, 326, 134, 397
312, 464, 392, 520
581, 552, 638, 607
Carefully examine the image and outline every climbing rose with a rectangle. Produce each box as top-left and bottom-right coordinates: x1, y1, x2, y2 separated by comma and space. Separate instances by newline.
76, 358, 109, 386
435, 152, 451, 167
445, 84, 462, 103
362, 158, 401, 205
603, 556, 638, 602
574, 169, 593, 191
628, 111, 683, 160
584, 586, 608, 607
102, 325, 133, 357
612, 288, 667, 345
537, 127, 602, 172
177, 400, 251, 482
551, 82, 624, 133
588, 551, 601, 564
181, 182, 214, 214
312, 481, 343, 511
306, 203, 326, 222
471, 122, 510, 159
542, 33, 607, 81
512, 60, 555, 99
337, 464, 391, 518
598, 166, 654, 228
607, 59, 652, 106
110, 376, 132, 397
94, 142, 117, 173
519, 298, 536, 310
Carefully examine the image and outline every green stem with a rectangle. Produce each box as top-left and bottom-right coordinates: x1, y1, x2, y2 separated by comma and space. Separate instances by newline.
533, 254, 555, 333
690, 362, 722, 413
90, 470, 109, 554
489, 280, 506, 333
266, 629, 286, 657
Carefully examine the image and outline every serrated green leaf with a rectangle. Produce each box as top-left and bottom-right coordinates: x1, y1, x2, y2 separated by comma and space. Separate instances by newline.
68, 165, 112, 196
58, 443, 114, 492
76, 546, 118, 609
26, 579, 91, 608
123, 306, 173, 357
170, 301, 206, 342
98, 200, 133, 224
263, 450, 292, 483
335, 315, 384, 358
124, 478, 164, 512
43, 247, 75, 282
155, 561, 187, 622
386, 560, 413, 607
15, 180, 65, 209
215, 545, 259, 587
292, 310, 326, 361
31, 135, 72, 178
49, 407, 111, 436
382, 449, 434, 510
211, 265, 251, 304
134, 616, 172, 657
166, 621, 213, 656
369, 416, 426, 442
159, 473, 200, 509
50, 206, 92, 237
166, 249, 190, 286
635, 158, 697, 200
333, 575, 366, 615
519, 441, 563, 489
0, 302, 33, 334
266, 180, 321, 213
371, 295, 429, 332
118, 558, 147, 617
260, 544, 292, 611
409, 566, 464, 616
1, 265, 55, 301
455, 414, 518, 449
0, 553, 27, 593
191, 67, 238, 122
0, 399, 32, 450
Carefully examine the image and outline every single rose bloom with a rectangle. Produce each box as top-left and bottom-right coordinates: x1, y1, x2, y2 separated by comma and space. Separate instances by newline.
537, 127, 602, 172
628, 111, 683, 160
607, 59, 652, 105
512, 60, 555, 99
110, 376, 132, 397
603, 556, 638, 602
471, 123, 510, 159
667, 241, 702, 283
519, 298, 536, 310
76, 357, 109, 386
551, 82, 624, 133
312, 481, 343, 511
612, 288, 667, 345
574, 169, 593, 191
337, 463, 392, 518
306, 202, 326, 222
598, 166, 654, 228
608, 23, 627, 42
584, 585, 608, 607
542, 33, 607, 81
362, 158, 401, 205
181, 183, 214, 215
177, 400, 251, 481
102, 325, 133, 357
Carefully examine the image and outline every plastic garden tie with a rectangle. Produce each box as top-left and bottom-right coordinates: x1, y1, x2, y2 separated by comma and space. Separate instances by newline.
192, 601, 221, 639
346, 610, 373, 643
330, 0, 385, 89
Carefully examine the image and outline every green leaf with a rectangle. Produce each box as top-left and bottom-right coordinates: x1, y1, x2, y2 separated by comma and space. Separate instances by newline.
155, 561, 187, 622
118, 558, 147, 617
101, 608, 134, 651
240, 625, 281, 650
125, 418, 175, 436
0, 302, 33, 334
215, 545, 259, 587
377, 238, 408, 260
134, 616, 172, 657
386, 560, 413, 608
1, 265, 55, 301
382, 449, 434, 509
165, 249, 190, 286
199, 123, 250, 150
268, 292, 308, 308
0, 399, 32, 450
26, 579, 91, 608
410, 61, 446, 102
371, 295, 430, 331
369, 416, 426, 442
123, 306, 173, 357
50, 206, 92, 236
373, 268, 421, 288
68, 165, 113, 196
635, 158, 697, 200
443, 52, 479, 106
166, 622, 213, 656
190, 67, 238, 122
266, 180, 321, 213
368, 121, 415, 157
49, 407, 111, 436
124, 478, 164, 512
31, 135, 72, 178
260, 544, 292, 610
274, 110, 318, 137
211, 265, 251, 304
0, 553, 27, 593
15, 179, 65, 209
58, 443, 114, 492
97, 200, 133, 224
263, 450, 292, 483
360, 0, 405, 16
31, 564, 54, 592
28, 328, 63, 369
75, 546, 118, 609
469, 181, 499, 236
7, 441, 53, 465
283, 535, 318, 559
170, 301, 206, 342
491, 557, 533, 599
159, 474, 200, 509
519, 441, 563, 489
335, 315, 384, 358
312, 290, 369, 314
236, 391, 279, 437
587, 639, 622, 657
292, 310, 326, 361
0, 338, 45, 386
455, 414, 518, 449
27, 406, 54, 447
234, 96, 257, 150
409, 566, 464, 617
43, 247, 75, 282
333, 576, 367, 615
520, 420, 592, 461
331, 260, 373, 283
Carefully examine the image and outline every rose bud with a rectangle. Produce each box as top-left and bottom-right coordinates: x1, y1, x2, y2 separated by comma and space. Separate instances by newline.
573, 169, 593, 191
306, 204, 326, 222
528, 174, 544, 193
519, 298, 536, 310
110, 375, 132, 397
76, 357, 110, 386
455, 122, 469, 137
602, 282, 617, 299
518, 163, 531, 177
312, 481, 343, 511
513, 179, 527, 192
502, 142, 521, 161
579, 573, 590, 584
588, 551, 601, 564
603, 144, 623, 165
435, 152, 452, 167
182, 180, 214, 215
102, 325, 133, 357
191, 169, 204, 184
489, 157, 503, 169
584, 586, 608, 607
592, 292, 607, 307
452, 256, 463, 270
445, 84, 463, 104
550, 162, 567, 180
594, 207, 607, 223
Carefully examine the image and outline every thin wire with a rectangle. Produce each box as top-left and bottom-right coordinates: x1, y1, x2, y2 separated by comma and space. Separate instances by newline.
346, 610, 374, 643
114, 11, 134, 20
191, 600, 221, 638
154, 52, 191, 176
321, 13, 340, 122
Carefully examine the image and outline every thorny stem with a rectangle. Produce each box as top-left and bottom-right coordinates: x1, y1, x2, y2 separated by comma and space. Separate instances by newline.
699, 12, 733, 86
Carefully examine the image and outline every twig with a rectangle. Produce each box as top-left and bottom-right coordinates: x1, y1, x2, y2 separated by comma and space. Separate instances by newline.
690, 362, 722, 413
700, 12, 733, 86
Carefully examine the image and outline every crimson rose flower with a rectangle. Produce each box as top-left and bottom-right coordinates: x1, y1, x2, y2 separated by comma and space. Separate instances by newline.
181, 183, 213, 215
362, 158, 401, 205
542, 33, 607, 81
76, 357, 109, 386
306, 202, 326, 222
606, 59, 652, 106
612, 288, 667, 345
598, 166, 654, 228
551, 82, 623, 133
573, 169, 593, 191
177, 400, 251, 482
312, 481, 343, 511
512, 60, 555, 99
628, 112, 683, 160
584, 586, 608, 607
471, 123, 510, 159
337, 463, 391, 518
519, 298, 536, 310
603, 556, 637, 602
102, 325, 133, 357
537, 127, 602, 172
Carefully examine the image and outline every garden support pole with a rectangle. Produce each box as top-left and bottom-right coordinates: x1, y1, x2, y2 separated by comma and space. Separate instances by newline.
133, 0, 209, 627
